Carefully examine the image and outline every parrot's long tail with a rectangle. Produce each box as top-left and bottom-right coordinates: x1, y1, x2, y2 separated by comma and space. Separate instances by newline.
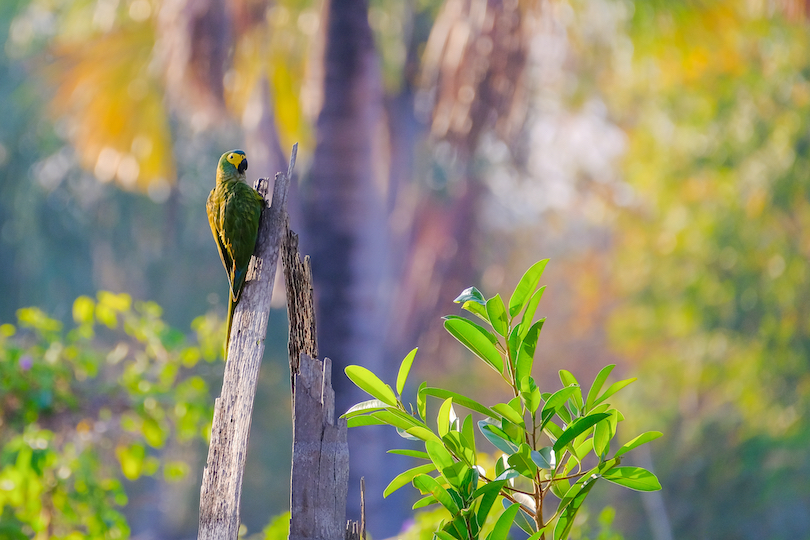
224, 296, 236, 360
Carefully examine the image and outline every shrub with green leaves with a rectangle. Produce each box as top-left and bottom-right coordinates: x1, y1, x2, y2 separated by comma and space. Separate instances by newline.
343, 260, 661, 540
0, 292, 217, 539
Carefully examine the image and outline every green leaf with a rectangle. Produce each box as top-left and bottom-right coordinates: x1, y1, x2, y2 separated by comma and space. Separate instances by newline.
343, 399, 388, 418
558, 370, 583, 411
507, 443, 538, 478
554, 474, 599, 540
519, 376, 542, 414
528, 528, 550, 540
615, 431, 664, 458
423, 387, 498, 417
404, 426, 443, 444
472, 480, 506, 527
487, 502, 521, 540
412, 494, 437, 509
486, 294, 509, 337
593, 409, 619, 459
462, 415, 477, 459
442, 461, 473, 491
454, 286, 486, 305
573, 438, 594, 462
479, 421, 520, 454
396, 347, 418, 396
508, 259, 549, 318
539, 386, 579, 432
435, 530, 458, 540
437, 398, 456, 438
116, 443, 145, 480
345, 365, 397, 406
602, 466, 662, 491
417, 381, 427, 420
388, 448, 431, 459
383, 463, 437, 497
586, 364, 615, 411
515, 320, 545, 383
347, 415, 387, 428
553, 413, 611, 456
493, 402, 524, 427
443, 431, 476, 465
516, 286, 546, 339
371, 409, 423, 432
592, 377, 637, 408
426, 440, 455, 471
531, 447, 555, 470
495, 468, 520, 482
443, 317, 504, 373
412, 474, 460, 514
462, 300, 490, 323
513, 507, 537, 535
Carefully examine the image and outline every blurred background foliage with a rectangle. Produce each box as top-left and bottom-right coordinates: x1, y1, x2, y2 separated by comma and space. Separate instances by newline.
1, 0, 810, 538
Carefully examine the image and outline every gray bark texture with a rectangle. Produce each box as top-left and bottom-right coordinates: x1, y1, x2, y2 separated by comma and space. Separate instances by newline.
283, 226, 360, 540
196, 145, 296, 540
288, 354, 349, 540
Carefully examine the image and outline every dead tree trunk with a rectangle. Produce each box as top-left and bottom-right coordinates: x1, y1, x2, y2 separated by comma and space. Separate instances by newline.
283, 229, 362, 540
197, 145, 296, 540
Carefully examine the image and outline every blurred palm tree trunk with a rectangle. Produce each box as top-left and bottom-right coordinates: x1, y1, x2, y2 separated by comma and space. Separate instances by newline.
392, 0, 529, 360
302, 0, 397, 533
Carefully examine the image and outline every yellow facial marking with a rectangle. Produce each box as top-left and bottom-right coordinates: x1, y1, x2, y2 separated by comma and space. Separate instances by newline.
226, 153, 245, 167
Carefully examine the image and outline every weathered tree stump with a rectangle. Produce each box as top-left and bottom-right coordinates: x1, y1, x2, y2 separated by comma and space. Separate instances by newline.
197, 146, 296, 540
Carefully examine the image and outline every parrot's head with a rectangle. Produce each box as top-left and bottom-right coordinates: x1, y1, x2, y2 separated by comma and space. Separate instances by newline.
217, 149, 248, 180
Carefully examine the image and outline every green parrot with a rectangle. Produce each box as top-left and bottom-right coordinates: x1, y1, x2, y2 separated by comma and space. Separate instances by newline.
206, 149, 265, 358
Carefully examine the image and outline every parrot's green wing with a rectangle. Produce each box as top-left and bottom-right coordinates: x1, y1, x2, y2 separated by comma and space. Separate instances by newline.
206, 182, 265, 302
206, 188, 236, 295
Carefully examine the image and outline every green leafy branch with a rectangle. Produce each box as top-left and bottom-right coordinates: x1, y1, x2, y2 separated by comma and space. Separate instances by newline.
343, 260, 662, 540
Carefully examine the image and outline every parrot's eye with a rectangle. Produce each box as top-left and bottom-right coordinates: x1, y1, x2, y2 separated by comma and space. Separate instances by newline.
228, 154, 234, 160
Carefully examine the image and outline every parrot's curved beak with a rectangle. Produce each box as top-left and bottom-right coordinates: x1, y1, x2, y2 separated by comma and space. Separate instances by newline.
238, 158, 248, 174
